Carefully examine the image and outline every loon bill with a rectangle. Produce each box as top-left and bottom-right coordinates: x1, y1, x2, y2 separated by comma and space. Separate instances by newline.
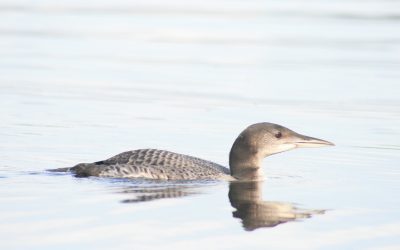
49, 122, 334, 181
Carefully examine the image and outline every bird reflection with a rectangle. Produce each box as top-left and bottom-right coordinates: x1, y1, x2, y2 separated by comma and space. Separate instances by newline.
229, 181, 324, 231
118, 181, 324, 231
120, 185, 200, 203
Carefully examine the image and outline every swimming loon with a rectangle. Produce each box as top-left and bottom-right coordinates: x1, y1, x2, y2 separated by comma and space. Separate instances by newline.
50, 122, 333, 181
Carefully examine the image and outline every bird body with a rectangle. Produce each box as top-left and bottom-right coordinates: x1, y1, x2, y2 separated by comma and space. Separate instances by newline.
50, 123, 333, 181
70, 149, 233, 180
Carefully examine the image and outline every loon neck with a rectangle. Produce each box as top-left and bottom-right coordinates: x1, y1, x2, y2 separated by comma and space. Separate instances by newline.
229, 136, 265, 180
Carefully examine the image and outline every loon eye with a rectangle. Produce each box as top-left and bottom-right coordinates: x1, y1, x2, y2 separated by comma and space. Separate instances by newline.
275, 132, 282, 139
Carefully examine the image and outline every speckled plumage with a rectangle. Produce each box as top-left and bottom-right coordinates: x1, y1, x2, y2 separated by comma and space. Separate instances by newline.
70, 149, 233, 180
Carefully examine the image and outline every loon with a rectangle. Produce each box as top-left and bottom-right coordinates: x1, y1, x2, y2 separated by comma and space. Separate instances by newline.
50, 122, 334, 181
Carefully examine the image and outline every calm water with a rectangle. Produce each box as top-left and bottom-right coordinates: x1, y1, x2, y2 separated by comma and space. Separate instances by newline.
1, 0, 400, 249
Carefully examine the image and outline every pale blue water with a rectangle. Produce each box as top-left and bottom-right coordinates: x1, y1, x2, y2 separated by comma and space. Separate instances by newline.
1, 0, 400, 249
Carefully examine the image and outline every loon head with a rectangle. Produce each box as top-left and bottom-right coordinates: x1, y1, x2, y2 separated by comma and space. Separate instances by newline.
229, 122, 334, 180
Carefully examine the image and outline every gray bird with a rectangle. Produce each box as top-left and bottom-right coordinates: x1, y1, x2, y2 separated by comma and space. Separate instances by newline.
49, 122, 334, 181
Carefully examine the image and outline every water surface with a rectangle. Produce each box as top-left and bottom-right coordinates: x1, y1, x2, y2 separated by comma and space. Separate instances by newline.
1, 0, 400, 249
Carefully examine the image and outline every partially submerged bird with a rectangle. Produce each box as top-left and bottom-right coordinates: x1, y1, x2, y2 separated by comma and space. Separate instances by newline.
50, 123, 333, 181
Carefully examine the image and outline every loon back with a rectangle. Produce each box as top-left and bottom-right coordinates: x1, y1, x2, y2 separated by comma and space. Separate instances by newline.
67, 149, 232, 180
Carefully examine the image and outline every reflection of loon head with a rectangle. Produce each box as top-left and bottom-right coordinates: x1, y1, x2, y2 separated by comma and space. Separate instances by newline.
229, 181, 324, 231
229, 122, 334, 180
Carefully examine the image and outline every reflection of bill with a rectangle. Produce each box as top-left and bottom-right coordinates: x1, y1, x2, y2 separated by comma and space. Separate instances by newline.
229, 181, 324, 231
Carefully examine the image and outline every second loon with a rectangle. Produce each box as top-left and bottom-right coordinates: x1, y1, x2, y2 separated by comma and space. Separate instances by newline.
50, 122, 334, 181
